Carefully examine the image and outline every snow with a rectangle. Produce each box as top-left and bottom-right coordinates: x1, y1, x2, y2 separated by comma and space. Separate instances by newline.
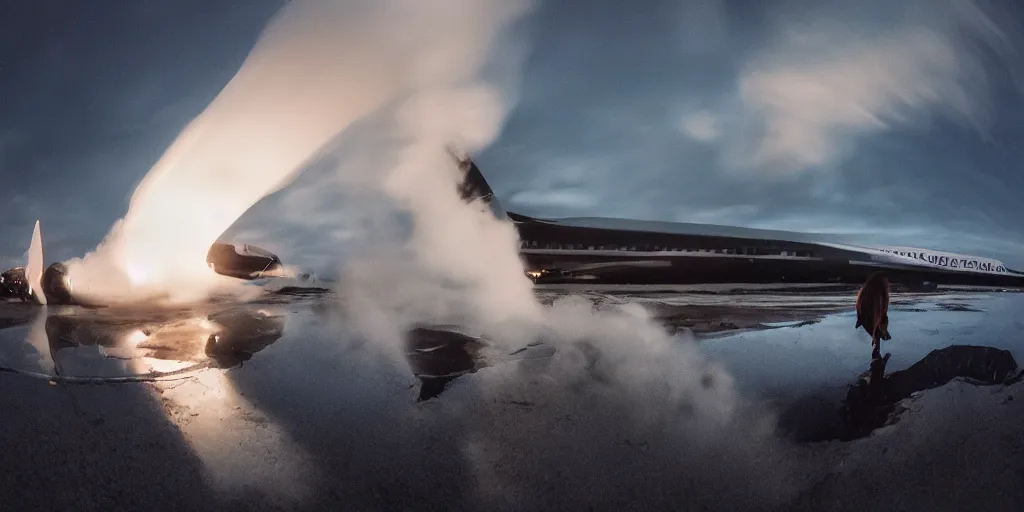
789, 380, 1024, 510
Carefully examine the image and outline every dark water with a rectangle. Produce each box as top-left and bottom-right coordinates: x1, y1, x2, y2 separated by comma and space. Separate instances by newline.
1, 289, 1019, 425
1, 288, 1021, 510
701, 292, 1024, 440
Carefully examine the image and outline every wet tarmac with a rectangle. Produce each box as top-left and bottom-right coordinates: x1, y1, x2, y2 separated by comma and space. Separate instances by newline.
1, 286, 1022, 510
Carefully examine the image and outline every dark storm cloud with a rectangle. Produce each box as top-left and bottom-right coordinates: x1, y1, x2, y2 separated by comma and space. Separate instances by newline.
480, 0, 1024, 267
2, 0, 1024, 270
0, 0, 283, 264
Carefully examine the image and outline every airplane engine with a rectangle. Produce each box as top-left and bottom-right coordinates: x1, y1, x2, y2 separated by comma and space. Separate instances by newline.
40, 262, 74, 305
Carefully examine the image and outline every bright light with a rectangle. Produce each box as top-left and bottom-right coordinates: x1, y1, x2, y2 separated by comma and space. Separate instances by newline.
140, 357, 195, 374
59, 0, 534, 306
125, 263, 151, 286
125, 329, 149, 346
60, 0, 407, 304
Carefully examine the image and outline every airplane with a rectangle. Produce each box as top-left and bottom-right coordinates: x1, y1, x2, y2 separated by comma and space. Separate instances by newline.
5, 151, 1021, 306
449, 153, 1024, 290
205, 241, 285, 280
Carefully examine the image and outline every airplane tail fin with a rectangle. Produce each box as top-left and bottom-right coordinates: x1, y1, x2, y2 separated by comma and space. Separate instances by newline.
446, 146, 507, 219
25, 220, 46, 305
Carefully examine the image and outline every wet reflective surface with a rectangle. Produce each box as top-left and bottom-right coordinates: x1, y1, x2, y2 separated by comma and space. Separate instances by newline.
1, 287, 1022, 510
703, 291, 1024, 444
405, 327, 484, 401
0, 297, 492, 401
835, 345, 1019, 441
2, 302, 288, 380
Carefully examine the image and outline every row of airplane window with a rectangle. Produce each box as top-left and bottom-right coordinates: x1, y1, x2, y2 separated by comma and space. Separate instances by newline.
519, 240, 813, 258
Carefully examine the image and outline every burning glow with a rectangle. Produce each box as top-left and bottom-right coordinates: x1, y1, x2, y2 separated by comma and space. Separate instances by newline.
62, 0, 535, 304
125, 329, 149, 346
139, 357, 197, 375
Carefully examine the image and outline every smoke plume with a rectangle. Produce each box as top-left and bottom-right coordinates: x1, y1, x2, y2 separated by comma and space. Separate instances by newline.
51, 1, 785, 504
61, 0, 533, 305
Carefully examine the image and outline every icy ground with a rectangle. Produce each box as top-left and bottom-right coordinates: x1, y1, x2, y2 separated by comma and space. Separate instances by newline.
0, 288, 1022, 511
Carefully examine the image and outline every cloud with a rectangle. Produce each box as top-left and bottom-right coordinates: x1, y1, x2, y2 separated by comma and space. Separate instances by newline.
679, 110, 721, 142
468, 0, 1024, 268
495, 155, 613, 214
508, 188, 599, 209
0, 129, 17, 158
691, 0, 1024, 176
748, 213, 930, 237
677, 0, 729, 56
672, 204, 761, 225
3, 0, 1023, 275
737, 30, 963, 171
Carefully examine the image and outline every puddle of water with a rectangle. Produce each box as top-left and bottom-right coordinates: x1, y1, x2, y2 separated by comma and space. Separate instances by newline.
0, 304, 289, 382
3, 291, 1021, 431
702, 293, 1024, 440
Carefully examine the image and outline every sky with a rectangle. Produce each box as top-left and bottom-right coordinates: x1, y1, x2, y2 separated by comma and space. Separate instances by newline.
2, 0, 1024, 272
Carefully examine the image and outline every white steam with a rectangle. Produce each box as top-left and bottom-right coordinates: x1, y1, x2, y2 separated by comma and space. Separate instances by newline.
54, 0, 768, 498
427, 296, 788, 509
257, 1, 759, 471
62, 0, 533, 305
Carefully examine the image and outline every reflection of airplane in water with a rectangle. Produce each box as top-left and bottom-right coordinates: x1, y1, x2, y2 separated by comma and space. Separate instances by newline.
452, 152, 1024, 290
43, 307, 286, 375
405, 327, 483, 401
29, 301, 482, 399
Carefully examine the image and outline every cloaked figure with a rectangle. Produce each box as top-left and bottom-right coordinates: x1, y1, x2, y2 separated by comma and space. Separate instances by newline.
855, 271, 892, 360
